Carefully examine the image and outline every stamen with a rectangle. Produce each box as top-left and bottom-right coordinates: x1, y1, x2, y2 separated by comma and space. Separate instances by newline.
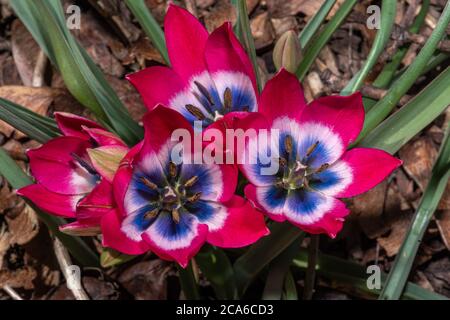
168, 161, 177, 178
184, 175, 199, 188
284, 135, 293, 154
306, 141, 319, 157
172, 208, 181, 224
144, 208, 159, 220
315, 163, 330, 173
242, 106, 250, 112
223, 87, 232, 109
279, 157, 287, 168
71, 153, 97, 176
187, 192, 202, 203
140, 177, 158, 190
194, 81, 214, 106
185, 104, 206, 120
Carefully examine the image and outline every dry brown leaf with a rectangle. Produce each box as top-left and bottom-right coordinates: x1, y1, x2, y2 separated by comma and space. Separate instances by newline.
266, 0, 325, 19
11, 20, 40, 86
118, 260, 171, 300
0, 86, 62, 138
0, 52, 22, 86
436, 210, 450, 251
204, 1, 237, 32
0, 266, 36, 290
250, 12, 276, 50
399, 136, 438, 190
6, 205, 39, 246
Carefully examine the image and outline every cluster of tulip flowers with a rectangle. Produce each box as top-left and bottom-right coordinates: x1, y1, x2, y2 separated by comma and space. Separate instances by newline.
18, 5, 401, 268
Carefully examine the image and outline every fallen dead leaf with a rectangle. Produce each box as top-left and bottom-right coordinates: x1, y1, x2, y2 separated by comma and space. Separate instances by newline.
399, 136, 438, 190
250, 12, 276, 50
118, 260, 171, 300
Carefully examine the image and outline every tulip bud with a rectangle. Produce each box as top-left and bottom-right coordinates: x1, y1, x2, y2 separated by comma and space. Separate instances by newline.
87, 145, 128, 182
273, 30, 302, 73
100, 248, 136, 268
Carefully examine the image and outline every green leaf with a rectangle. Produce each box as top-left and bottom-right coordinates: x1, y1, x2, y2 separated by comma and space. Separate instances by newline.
282, 270, 298, 300
358, 66, 450, 154
262, 236, 303, 300
341, 0, 397, 95
357, 0, 450, 142
178, 262, 201, 300
0, 148, 99, 267
299, 0, 337, 49
124, 0, 170, 65
0, 97, 60, 143
196, 245, 237, 300
10, 0, 143, 146
292, 249, 448, 300
296, 0, 357, 80
379, 126, 450, 300
234, 0, 262, 92
234, 222, 303, 296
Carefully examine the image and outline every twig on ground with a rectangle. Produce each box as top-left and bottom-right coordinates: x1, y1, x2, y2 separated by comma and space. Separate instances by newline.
2, 285, 23, 300
53, 238, 90, 300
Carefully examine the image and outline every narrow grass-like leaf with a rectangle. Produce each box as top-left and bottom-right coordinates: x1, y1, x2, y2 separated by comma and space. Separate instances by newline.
178, 262, 201, 300
299, 0, 336, 49
359, 66, 450, 154
357, 1, 450, 142
196, 245, 237, 300
0, 148, 99, 267
124, 0, 169, 65
234, 0, 262, 92
10, 0, 143, 146
262, 236, 303, 300
0, 97, 60, 143
296, 0, 357, 80
234, 222, 303, 296
292, 250, 448, 300
379, 127, 450, 300
341, 0, 396, 95
282, 271, 298, 300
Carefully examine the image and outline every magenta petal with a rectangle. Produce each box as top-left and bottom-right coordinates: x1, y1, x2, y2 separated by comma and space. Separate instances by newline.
83, 127, 126, 147
59, 221, 101, 236
217, 164, 238, 203
336, 148, 402, 198
28, 136, 95, 195
77, 179, 114, 222
299, 92, 365, 148
205, 22, 257, 92
140, 105, 193, 157
17, 184, 79, 218
259, 69, 307, 123
206, 196, 269, 248
101, 209, 150, 255
126, 66, 185, 111
55, 112, 103, 139
165, 4, 208, 82
288, 199, 350, 238
142, 223, 208, 268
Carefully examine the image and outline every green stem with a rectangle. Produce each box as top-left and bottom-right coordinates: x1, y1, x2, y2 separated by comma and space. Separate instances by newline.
234, 222, 303, 296
262, 235, 303, 300
124, 0, 170, 65
357, 1, 450, 143
341, 0, 397, 95
379, 127, 450, 300
296, 0, 357, 80
178, 261, 200, 300
302, 234, 319, 299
